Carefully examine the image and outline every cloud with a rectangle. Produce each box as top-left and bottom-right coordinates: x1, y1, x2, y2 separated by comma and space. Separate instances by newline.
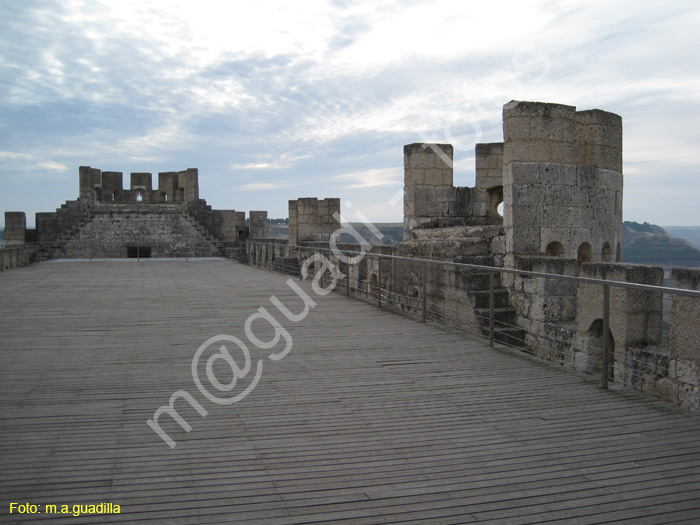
0, 152, 68, 173
335, 167, 402, 189
38, 161, 68, 171
231, 154, 312, 171
2, 1, 700, 226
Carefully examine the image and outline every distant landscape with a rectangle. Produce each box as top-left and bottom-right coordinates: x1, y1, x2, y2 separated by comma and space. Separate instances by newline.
623, 222, 700, 267
662, 226, 700, 249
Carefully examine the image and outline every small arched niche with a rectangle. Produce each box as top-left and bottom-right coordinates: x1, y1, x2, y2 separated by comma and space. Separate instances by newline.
601, 242, 612, 262
577, 242, 592, 266
545, 241, 565, 257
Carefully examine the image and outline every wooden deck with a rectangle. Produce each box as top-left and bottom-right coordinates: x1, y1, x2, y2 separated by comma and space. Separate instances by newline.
2, 259, 700, 524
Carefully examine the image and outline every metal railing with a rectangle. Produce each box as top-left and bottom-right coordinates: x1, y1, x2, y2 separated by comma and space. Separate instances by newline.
246, 241, 700, 400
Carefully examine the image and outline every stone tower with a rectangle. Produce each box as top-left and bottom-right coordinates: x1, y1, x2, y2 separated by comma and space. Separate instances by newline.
502, 101, 623, 265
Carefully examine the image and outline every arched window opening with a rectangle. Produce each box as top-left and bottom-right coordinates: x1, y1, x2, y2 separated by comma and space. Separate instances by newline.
577, 242, 592, 267
616, 243, 622, 262
545, 241, 565, 257
136, 191, 143, 202
602, 242, 612, 262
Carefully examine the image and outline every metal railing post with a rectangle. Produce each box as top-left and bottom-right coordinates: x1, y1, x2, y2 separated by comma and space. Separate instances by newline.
315, 248, 320, 286
346, 260, 350, 296
377, 256, 382, 308
602, 280, 610, 390
421, 262, 427, 323
489, 271, 495, 348
299, 248, 303, 281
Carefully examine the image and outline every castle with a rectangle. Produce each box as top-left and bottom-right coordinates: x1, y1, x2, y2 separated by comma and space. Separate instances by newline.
3, 100, 699, 412
3, 167, 269, 259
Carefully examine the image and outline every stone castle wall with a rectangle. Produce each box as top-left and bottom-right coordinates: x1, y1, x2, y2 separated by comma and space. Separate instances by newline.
63, 206, 220, 258
7, 167, 255, 259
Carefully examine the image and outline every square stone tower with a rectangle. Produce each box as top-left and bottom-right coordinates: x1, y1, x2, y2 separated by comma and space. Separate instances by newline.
288, 198, 341, 246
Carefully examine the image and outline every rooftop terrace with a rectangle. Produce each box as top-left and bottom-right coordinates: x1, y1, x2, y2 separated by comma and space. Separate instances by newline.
2, 260, 700, 523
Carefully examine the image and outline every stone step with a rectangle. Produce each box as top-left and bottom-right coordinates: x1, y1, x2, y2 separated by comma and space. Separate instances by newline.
468, 289, 511, 309
490, 326, 527, 347
455, 268, 502, 291
474, 306, 518, 329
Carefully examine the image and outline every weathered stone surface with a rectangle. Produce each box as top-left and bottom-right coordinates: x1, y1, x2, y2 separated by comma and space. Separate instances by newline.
288, 198, 340, 246
3, 212, 26, 244
671, 268, 700, 367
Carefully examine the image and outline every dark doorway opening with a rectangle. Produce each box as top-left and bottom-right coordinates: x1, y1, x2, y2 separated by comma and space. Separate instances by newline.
127, 246, 152, 258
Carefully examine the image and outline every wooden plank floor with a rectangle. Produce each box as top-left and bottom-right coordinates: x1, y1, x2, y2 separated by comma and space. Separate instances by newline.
2, 259, 700, 524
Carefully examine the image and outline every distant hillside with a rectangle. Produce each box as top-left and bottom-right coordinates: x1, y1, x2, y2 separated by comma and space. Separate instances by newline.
663, 226, 700, 250
340, 223, 403, 245
623, 221, 700, 266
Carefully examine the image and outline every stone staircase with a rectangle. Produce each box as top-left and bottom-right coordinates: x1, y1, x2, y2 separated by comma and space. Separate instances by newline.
181, 211, 226, 256
399, 225, 526, 347
454, 256, 526, 347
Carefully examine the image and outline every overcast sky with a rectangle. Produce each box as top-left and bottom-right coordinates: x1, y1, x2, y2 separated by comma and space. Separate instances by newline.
1, 0, 699, 227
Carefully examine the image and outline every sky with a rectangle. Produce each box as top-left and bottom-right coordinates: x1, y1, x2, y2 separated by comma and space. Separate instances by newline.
1, 0, 699, 228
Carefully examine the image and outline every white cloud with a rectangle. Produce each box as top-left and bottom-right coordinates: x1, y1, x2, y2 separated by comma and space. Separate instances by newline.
231, 154, 312, 171
38, 162, 68, 171
2, 0, 700, 225
335, 167, 402, 189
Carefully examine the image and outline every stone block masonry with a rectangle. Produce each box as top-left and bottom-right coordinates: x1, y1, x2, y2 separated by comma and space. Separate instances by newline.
79, 167, 199, 204
249, 211, 268, 239
669, 268, 700, 411
502, 101, 623, 264
64, 206, 220, 258
7, 166, 267, 260
288, 198, 340, 246
3, 212, 26, 244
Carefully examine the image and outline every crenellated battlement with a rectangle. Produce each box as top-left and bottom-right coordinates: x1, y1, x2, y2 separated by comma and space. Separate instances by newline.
79, 167, 199, 204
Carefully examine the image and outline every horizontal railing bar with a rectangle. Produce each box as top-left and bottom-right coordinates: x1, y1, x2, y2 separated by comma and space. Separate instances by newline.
250, 241, 700, 299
